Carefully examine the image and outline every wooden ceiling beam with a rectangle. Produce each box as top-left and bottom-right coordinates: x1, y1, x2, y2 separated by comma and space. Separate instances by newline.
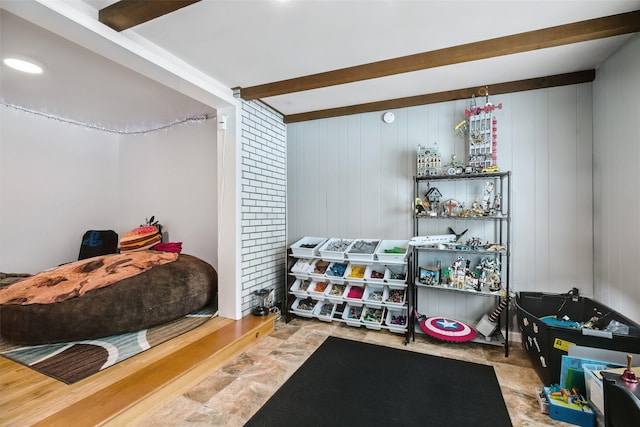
241, 10, 640, 101
283, 70, 596, 123
99, 0, 201, 32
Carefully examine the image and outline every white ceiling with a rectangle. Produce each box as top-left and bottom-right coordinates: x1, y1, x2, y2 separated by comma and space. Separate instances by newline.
2, 0, 639, 129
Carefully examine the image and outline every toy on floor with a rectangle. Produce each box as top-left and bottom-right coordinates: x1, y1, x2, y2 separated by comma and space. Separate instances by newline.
476, 295, 511, 340
415, 310, 476, 342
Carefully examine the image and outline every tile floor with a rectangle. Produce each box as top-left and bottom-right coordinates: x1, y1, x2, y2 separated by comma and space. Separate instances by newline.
137, 317, 571, 426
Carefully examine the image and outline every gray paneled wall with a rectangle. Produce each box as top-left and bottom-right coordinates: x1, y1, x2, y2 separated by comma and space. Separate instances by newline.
593, 34, 640, 325
288, 85, 594, 324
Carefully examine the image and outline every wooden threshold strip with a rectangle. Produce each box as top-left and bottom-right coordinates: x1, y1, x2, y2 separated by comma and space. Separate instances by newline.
240, 10, 639, 100
284, 70, 596, 123
32, 314, 276, 427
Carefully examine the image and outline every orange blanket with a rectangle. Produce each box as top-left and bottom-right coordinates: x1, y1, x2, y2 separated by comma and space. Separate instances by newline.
0, 251, 178, 305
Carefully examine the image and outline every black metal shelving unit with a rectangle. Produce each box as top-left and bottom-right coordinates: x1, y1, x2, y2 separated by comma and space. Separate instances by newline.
410, 171, 511, 356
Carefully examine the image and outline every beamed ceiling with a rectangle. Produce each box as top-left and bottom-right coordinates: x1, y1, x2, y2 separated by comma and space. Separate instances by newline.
2, 1, 640, 127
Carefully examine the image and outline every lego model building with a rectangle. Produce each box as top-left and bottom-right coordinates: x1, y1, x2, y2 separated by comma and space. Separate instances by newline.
416, 144, 442, 177
465, 88, 502, 170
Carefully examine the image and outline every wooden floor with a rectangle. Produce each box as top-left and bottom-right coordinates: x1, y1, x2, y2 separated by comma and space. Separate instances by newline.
0, 313, 276, 426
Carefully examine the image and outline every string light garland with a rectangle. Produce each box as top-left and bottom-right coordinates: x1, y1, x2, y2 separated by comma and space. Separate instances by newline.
1, 101, 215, 135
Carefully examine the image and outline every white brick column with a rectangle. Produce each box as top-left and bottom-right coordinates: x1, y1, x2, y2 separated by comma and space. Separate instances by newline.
240, 100, 287, 315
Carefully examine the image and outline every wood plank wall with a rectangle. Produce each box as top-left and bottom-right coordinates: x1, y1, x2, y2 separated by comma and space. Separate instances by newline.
593, 34, 640, 325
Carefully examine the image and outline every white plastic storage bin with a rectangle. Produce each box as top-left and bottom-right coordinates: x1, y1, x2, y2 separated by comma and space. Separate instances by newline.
290, 258, 315, 278
290, 237, 327, 257
363, 284, 387, 307
344, 264, 367, 282
325, 262, 348, 283
344, 284, 366, 307
313, 301, 337, 322
361, 305, 385, 330
385, 308, 408, 333
582, 363, 623, 415
324, 283, 347, 304
365, 264, 386, 283
319, 238, 353, 260
291, 297, 318, 318
308, 280, 330, 300
342, 304, 363, 327
346, 239, 380, 263
308, 259, 331, 279
375, 240, 409, 263
290, 278, 312, 298
384, 264, 408, 285
383, 287, 406, 307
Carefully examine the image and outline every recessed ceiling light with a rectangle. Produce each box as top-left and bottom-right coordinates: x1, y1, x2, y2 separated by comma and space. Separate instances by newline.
3, 56, 44, 74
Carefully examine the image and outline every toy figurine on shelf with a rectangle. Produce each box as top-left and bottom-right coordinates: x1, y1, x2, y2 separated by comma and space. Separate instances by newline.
482, 181, 495, 212
441, 199, 461, 217
479, 257, 502, 292
424, 185, 442, 216
493, 193, 502, 213
415, 198, 428, 215
446, 154, 464, 175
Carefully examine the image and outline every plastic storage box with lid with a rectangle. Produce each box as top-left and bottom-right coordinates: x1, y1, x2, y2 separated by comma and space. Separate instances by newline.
346, 239, 380, 263
543, 386, 595, 427
515, 291, 640, 386
290, 237, 327, 257
375, 240, 409, 263
583, 363, 621, 416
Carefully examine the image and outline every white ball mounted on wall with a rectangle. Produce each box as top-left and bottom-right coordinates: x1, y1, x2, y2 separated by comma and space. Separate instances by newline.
382, 111, 395, 123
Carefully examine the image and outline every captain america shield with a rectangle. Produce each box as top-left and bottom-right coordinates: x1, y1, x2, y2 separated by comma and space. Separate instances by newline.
419, 317, 477, 342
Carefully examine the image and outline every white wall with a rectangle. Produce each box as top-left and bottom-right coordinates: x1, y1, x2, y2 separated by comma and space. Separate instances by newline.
0, 106, 218, 276
288, 84, 594, 325
593, 33, 640, 325
118, 119, 218, 268
0, 106, 119, 272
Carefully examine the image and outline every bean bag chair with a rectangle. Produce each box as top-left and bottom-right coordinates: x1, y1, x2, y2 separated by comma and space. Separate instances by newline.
0, 252, 217, 345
